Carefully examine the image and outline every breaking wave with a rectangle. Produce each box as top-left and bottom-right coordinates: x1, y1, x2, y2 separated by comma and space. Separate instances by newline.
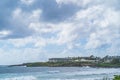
0, 76, 37, 80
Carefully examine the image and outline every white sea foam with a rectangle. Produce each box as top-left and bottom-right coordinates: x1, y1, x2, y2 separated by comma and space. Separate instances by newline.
47, 70, 60, 73
65, 68, 120, 76
48, 78, 103, 80
0, 76, 37, 80
49, 79, 79, 80
48, 77, 113, 80
0, 68, 120, 80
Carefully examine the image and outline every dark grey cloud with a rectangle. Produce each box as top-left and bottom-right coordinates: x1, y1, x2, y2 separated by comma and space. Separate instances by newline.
0, 0, 80, 39
34, 0, 79, 22
19, 0, 79, 22
0, 0, 18, 30
0, 0, 35, 39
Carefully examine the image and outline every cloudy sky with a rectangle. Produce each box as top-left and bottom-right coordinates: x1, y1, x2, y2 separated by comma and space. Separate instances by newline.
0, 0, 120, 65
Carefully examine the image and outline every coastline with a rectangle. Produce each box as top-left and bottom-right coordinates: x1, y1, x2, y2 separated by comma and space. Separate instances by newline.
9, 62, 120, 68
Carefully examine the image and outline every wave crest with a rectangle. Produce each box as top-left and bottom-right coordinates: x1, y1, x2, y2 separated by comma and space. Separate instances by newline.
1, 76, 37, 80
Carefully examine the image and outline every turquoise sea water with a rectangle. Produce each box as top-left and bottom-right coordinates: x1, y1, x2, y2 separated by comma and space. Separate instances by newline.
0, 67, 120, 80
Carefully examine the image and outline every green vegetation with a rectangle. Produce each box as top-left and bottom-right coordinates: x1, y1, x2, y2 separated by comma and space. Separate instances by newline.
9, 56, 120, 68
10, 61, 120, 68
113, 75, 120, 80
21, 61, 95, 67
111, 59, 120, 64
10, 61, 120, 67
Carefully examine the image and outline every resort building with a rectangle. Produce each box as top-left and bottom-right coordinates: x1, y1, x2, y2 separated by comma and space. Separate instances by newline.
49, 55, 100, 63
49, 58, 73, 62
103, 55, 120, 63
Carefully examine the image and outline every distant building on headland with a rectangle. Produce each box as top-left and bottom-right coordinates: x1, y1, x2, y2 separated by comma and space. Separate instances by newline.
102, 55, 120, 63
49, 58, 72, 62
49, 55, 120, 63
49, 55, 100, 63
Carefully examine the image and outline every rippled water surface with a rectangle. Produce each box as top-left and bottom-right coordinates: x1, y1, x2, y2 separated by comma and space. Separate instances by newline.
0, 67, 120, 80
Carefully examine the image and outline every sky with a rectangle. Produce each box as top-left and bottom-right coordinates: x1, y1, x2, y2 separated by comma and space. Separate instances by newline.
0, 0, 120, 65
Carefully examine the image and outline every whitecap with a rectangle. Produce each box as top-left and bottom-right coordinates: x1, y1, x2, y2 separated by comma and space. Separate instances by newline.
47, 70, 60, 73
0, 76, 37, 80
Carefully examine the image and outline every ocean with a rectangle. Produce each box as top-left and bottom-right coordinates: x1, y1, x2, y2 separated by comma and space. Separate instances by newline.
0, 67, 120, 80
